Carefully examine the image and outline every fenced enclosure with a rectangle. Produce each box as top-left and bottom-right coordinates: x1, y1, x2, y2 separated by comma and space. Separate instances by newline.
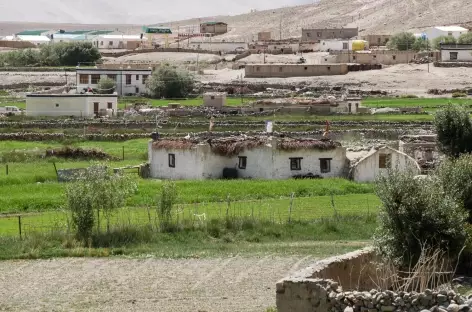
0, 193, 380, 238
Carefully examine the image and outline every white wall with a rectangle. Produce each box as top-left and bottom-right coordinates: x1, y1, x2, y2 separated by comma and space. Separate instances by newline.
149, 138, 348, 180
76, 70, 151, 96
441, 49, 472, 61
26, 95, 117, 117
352, 147, 420, 182
187, 41, 248, 52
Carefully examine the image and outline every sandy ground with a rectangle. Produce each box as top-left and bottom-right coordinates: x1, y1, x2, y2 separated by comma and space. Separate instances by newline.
201, 64, 472, 96
103, 52, 223, 65
0, 72, 75, 87
0, 255, 316, 312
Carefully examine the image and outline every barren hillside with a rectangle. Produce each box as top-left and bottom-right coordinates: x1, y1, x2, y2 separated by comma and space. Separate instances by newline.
1, 0, 471, 40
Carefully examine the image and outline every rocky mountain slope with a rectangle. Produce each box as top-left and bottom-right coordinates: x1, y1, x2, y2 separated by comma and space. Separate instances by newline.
1, 0, 471, 39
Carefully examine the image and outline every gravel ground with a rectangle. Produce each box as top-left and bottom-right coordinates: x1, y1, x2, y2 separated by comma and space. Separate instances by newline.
0, 255, 317, 312
104, 52, 223, 65
201, 64, 472, 96
0, 72, 74, 87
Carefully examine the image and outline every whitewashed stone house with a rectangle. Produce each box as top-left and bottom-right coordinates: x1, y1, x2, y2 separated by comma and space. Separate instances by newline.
148, 136, 349, 180
349, 146, 421, 182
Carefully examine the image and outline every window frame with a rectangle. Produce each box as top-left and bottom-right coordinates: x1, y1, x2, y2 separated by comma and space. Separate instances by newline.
320, 158, 332, 173
450, 52, 458, 61
79, 74, 89, 84
168, 153, 176, 168
107, 74, 117, 81
379, 153, 392, 169
142, 74, 149, 84
91, 74, 100, 84
107, 102, 113, 109
238, 156, 247, 169
290, 157, 302, 171
125, 74, 132, 85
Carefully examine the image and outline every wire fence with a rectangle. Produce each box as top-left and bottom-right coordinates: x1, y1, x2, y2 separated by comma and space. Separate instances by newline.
0, 194, 380, 238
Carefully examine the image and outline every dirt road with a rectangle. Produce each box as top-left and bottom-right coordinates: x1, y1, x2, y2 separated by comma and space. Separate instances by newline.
0, 255, 317, 312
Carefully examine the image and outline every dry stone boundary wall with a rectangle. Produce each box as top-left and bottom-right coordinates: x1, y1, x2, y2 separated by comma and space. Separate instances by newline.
276, 248, 472, 312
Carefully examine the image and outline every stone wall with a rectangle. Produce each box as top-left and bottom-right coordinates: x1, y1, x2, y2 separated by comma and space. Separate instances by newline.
434, 61, 472, 67
276, 248, 472, 312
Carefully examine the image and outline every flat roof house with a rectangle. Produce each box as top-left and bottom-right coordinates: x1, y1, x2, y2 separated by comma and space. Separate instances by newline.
93, 35, 146, 50
200, 22, 228, 35
76, 68, 152, 96
148, 136, 348, 180
301, 28, 358, 42
26, 93, 118, 118
440, 43, 472, 62
424, 26, 468, 40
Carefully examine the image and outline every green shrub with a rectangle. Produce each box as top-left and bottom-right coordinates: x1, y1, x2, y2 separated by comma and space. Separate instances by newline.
97, 77, 116, 94
146, 65, 195, 98
373, 170, 468, 268
452, 92, 467, 98
65, 165, 137, 241
387, 32, 417, 51
458, 33, 472, 44
400, 94, 419, 99
156, 181, 177, 231
434, 104, 472, 157
0, 42, 101, 67
432, 36, 457, 50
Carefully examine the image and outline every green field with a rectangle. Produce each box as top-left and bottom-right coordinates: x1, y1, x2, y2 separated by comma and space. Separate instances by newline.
362, 97, 472, 108
118, 96, 256, 109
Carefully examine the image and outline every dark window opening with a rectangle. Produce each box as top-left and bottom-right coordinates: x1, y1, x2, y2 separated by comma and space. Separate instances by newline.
91, 74, 100, 84
450, 52, 458, 61
320, 158, 331, 173
126, 74, 132, 85
136, 75, 140, 80
373, 55, 377, 59
379, 154, 391, 169
55, 103, 59, 107
168, 154, 175, 168
142, 75, 149, 84
327, 66, 331, 70
211, 96, 215, 100
107, 102, 113, 109
238, 156, 247, 169
290, 158, 302, 171
392, 55, 396, 60
304, 66, 308, 70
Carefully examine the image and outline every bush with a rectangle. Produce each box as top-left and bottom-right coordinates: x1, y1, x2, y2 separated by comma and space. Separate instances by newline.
432, 36, 457, 50
400, 94, 419, 98
65, 165, 137, 241
437, 155, 472, 222
373, 170, 468, 268
452, 92, 467, 98
156, 181, 177, 231
146, 65, 195, 98
458, 33, 472, 44
0, 42, 101, 67
434, 104, 472, 157
97, 77, 116, 94
387, 32, 417, 51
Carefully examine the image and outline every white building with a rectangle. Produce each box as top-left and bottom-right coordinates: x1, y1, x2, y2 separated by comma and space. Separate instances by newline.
440, 44, 472, 61
93, 35, 145, 50
26, 93, 118, 117
350, 146, 421, 182
314, 39, 368, 52
4, 35, 51, 45
76, 68, 152, 96
51, 33, 96, 43
203, 92, 226, 108
424, 26, 468, 40
148, 136, 348, 180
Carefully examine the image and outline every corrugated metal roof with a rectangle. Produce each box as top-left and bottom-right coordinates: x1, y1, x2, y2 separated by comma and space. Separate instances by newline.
435, 26, 468, 32
89, 30, 114, 35
98, 35, 143, 40
16, 30, 48, 36
201, 22, 227, 25
58, 30, 91, 35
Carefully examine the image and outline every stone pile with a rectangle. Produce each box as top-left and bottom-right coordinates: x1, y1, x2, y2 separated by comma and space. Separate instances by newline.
324, 281, 472, 312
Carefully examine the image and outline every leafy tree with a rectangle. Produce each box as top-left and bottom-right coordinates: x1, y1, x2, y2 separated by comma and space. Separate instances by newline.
458, 33, 472, 44
432, 35, 456, 50
434, 104, 472, 158
65, 165, 137, 241
374, 170, 468, 268
412, 37, 430, 52
386, 32, 417, 50
97, 77, 116, 94
146, 65, 195, 98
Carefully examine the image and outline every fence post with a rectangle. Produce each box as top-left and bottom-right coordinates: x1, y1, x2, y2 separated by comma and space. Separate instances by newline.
5, 164, 8, 176
226, 194, 230, 220
52, 162, 58, 180
122, 146, 125, 161
288, 192, 294, 224
331, 193, 339, 221
18, 215, 22, 239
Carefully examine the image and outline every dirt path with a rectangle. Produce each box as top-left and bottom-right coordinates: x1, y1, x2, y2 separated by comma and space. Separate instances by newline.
0, 255, 317, 312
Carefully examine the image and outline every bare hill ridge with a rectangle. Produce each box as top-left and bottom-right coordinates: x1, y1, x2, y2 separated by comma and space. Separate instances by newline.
1, 0, 471, 39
